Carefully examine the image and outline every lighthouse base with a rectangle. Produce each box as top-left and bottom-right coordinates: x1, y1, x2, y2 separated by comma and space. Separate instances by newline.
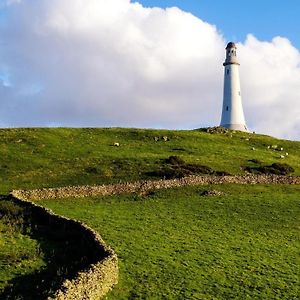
221, 123, 249, 132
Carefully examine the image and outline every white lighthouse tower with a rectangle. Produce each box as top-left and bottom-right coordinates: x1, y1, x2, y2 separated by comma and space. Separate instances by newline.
220, 42, 248, 132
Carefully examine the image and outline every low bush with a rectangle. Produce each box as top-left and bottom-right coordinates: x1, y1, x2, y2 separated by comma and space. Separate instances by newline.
266, 163, 294, 175
243, 162, 295, 175
147, 156, 227, 179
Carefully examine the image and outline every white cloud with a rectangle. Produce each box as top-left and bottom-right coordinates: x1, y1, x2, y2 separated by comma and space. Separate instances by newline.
239, 35, 300, 140
0, 0, 299, 140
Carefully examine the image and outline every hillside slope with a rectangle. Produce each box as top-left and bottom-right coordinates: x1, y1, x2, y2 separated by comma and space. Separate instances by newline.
39, 184, 300, 300
0, 127, 299, 193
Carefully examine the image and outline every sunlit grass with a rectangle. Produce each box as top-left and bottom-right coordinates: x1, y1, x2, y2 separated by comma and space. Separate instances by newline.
38, 184, 300, 299
0, 128, 299, 194
1, 127, 299, 298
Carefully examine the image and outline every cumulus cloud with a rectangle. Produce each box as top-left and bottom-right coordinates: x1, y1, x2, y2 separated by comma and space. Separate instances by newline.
239, 35, 300, 140
0, 0, 299, 140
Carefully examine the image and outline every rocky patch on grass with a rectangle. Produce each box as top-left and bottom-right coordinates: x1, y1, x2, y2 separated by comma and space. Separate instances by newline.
200, 190, 224, 197
206, 127, 230, 134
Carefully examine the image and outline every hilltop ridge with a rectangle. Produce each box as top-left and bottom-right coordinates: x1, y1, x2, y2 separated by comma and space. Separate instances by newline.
0, 127, 299, 194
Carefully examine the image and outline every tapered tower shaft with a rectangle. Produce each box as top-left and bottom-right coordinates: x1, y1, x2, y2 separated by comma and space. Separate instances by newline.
220, 42, 248, 131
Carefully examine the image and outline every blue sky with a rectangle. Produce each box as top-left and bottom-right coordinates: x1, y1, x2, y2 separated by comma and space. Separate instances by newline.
137, 0, 300, 50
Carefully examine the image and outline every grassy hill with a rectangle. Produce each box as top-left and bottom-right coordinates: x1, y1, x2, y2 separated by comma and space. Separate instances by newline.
0, 127, 299, 299
0, 127, 299, 194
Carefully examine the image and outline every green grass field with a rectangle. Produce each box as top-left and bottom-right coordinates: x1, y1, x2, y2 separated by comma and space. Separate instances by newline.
1, 128, 299, 194
0, 128, 299, 299
38, 184, 300, 299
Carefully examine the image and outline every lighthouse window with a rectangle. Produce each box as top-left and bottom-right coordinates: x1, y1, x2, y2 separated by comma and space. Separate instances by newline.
238, 91, 241, 95
226, 69, 229, 75
226, 106, 229, 111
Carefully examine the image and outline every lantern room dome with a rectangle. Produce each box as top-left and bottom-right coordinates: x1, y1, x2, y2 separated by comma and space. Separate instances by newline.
226, 42, 237, 49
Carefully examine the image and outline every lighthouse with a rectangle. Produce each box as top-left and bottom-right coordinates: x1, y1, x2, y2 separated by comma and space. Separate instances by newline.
220, 42, 248, 132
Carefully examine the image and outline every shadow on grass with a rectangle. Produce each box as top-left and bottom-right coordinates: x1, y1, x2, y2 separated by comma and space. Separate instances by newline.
1, 239, 91, 300
0, 196, 103, 300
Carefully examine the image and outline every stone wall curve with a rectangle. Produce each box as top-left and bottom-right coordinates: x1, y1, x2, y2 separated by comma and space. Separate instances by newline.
9, 195, 118, 300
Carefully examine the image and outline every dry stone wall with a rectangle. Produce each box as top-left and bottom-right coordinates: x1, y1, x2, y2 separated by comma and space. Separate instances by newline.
12, 175, 300, 201
52, 255, 118, 300
10, 195, 118, 300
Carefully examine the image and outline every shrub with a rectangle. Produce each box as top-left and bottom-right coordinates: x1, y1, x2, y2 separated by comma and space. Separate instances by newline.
267, 163, 294, 175
243, 162, 295, 175
147, 156, 218, 179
